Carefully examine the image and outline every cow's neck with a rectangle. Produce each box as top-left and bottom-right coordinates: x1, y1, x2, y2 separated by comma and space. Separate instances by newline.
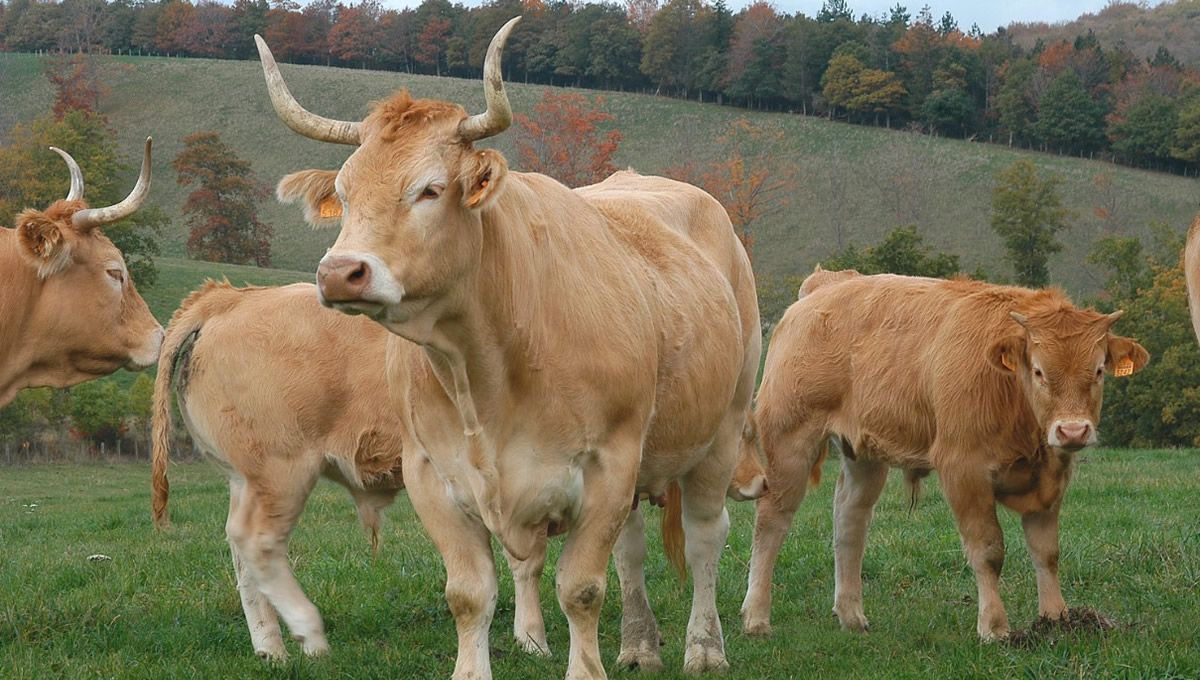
0, 229, 43, 406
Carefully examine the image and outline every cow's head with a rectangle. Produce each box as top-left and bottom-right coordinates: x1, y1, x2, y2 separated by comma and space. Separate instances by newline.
988, 305, 1148, 450
260, 19, 519, 330
9, 141, 163, 389
727, 411, 767, 501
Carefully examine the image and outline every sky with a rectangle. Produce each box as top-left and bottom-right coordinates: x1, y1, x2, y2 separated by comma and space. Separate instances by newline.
372, 0, 1172, 35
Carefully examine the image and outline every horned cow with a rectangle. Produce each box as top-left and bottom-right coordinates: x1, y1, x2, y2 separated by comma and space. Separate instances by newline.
258, 16, 761, 679
741, 271, 1148, 641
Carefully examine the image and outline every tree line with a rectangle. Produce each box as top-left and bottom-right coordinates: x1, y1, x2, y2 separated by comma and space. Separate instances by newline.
1, 0, 1199, 175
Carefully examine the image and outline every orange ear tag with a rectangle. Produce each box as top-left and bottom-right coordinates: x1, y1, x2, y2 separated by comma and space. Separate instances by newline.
1114, 357, 1134, 377
1001, 354, 1015, 372
467, 179, 489, 207
318, 196, 342, 219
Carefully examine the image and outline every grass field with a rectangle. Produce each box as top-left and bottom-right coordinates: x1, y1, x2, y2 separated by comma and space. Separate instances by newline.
2, 51, 1197, 296
1, 450, 1197, 678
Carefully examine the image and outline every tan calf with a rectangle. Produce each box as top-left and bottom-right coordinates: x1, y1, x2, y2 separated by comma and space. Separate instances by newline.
0, 141, 162, 406
742, 271, 1148, 640
258, 17, 760, 678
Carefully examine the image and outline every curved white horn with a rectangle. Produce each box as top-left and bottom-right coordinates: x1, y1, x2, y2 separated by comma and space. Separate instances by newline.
49, 147, 85, 201
73, 137, 152, 230
458, 16, 521, 143
255, 35, 361, 145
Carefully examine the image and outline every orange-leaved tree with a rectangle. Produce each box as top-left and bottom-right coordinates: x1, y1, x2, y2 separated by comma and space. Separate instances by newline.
514, 90, 623, 188
174, 131, 272, 267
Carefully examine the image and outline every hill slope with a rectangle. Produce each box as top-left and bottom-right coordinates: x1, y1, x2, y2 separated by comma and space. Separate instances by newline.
1007, 0, 1200, 67
2, 51, 1196, 296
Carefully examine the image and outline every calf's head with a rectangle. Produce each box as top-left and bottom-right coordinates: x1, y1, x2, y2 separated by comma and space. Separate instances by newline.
8, 141, 163, 393
261, 19, 519, 328
988, 305, 1148, 450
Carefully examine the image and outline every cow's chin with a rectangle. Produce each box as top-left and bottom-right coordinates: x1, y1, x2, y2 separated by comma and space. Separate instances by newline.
328, 300, 387, 319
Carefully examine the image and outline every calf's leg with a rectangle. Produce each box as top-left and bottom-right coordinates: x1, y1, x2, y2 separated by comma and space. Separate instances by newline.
226, 479, 286, 660
831, 457, 888, 632
505, 539, 550, 656
741, 419, 825, 636
939, 467, 1009, 640
1021, 505, 1068, 620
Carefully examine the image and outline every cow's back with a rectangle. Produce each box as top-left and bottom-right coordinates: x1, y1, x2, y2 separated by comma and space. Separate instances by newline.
178, 283, 400, 486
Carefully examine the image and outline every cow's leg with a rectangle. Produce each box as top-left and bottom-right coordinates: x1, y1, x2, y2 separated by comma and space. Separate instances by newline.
505, 538, 550, 657
1021, 505, 1068, 621
226, 479, 286, 660
613, 507, 662, 671
226, 469, 328, 656
742, 420, 824, 636
556, 437, 641, 680
940, 468, 1008, 640
406, 454, 497, 680
679, 439, 736, 674
831, 456, 888, 632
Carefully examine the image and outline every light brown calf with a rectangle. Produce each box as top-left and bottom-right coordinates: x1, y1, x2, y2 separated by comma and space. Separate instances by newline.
1183, 214, 1200, 343
150, 282, 766, 660
0, 141, 162, 406
742, 271, 1148, 640
258, 17, 760, 678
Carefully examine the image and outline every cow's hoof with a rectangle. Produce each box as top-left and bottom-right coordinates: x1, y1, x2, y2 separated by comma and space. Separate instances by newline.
741, 617, 772, 637
299, 635, 330, 657
683, 643, 729, 674
515, 633, 551, 657
617, 647, 664, 672
834, 609, 870, 633
255, 645, 287, 662
978, 627, 1010, 642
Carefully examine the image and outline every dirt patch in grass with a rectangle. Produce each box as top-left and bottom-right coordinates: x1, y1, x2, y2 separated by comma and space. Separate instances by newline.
1007, 607, 1119, 649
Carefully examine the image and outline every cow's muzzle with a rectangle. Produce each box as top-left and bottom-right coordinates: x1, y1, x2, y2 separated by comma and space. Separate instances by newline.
317, 255, 372, 305
1048, 419, 1097, 450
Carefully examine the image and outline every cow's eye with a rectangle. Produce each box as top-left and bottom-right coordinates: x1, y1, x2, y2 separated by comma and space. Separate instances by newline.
419, 185, 442, 200
1096, 367, 1104, 378
106, 268, 124, 284
1033, 368, 1044, 380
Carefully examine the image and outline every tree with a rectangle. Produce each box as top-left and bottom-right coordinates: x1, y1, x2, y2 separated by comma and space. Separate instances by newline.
1108, 93, 1179, 163
43, 53, 109, 120
174, 131, 272, 266
68, 378, 128, 445
513, 90, 622, 188
1171, 98, 1200, 163
1034, 70, 1106, 154
824, 225, 961, 277
414, 14, 450, 75
990, 159, 1070, 287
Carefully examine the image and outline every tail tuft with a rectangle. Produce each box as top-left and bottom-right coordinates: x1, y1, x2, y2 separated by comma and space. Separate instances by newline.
661, 481, 687, 580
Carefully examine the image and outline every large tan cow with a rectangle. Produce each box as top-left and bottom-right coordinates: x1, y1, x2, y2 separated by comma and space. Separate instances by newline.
1183, 214, 1200, 343
150, 281, 767, 661
0, 140, 162, 406
256, 16, 761, 678
741, 271, 1148, 641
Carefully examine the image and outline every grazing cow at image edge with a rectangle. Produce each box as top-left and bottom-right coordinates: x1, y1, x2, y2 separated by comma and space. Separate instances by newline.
0, 140, 163, 406
1182, 213, 1200, 345
256, 16, 761, 678
740, 269, 1148, 641
149, 281, 768, 660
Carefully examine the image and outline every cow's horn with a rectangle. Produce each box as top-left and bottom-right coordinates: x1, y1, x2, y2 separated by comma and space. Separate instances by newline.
255, 35, 361, 145
73, 137, 152, 230
458, 16, 520, 143
1103, 310, 1124, 327
49, 147, 84, 201
1009, 311, 1029, 328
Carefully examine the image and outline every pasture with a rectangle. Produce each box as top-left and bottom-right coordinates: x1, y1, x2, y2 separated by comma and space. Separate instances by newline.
2, 450, 1196, 678
2, 51, 1198, 295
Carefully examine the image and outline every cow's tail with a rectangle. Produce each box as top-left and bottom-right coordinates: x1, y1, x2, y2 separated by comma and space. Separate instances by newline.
903, 470, 923, 513
1185, 213, 1200, 344
809, 441, 828, 488
152, 280, 229, 529
661, 481, 687, 580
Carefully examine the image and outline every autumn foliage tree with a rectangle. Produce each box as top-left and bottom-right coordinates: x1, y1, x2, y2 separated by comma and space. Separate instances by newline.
43, 54, 110, 120
174, 131, 272, 267
514, 90, 622, 188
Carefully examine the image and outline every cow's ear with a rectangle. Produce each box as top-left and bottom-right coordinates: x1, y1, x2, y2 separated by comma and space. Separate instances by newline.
277, 169, 341, 228
988, 334, 1026, 374
16, 208, 73, 277
461, 149, 507, 211
1106, 335, 1149, 377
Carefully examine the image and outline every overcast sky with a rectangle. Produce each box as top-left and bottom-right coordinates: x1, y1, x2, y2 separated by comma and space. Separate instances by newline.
374, 0, 1169, 34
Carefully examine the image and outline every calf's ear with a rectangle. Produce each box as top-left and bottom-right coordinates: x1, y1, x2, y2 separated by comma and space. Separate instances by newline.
988, 334, 1026, 374
277, 169, 341, 228
460, 149, 508, 211
16, 209, 73, 277
1106, 335, 1149, 377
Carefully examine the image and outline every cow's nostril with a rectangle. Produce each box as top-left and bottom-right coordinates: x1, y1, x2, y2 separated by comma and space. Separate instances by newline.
348, 263, 367, 283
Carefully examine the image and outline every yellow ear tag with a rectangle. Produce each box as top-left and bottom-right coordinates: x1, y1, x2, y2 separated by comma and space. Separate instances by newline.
318, 196, 342, 219
1114, 356, 1134, 377
467, 179, 489, 208
1001, 354, 1015, 372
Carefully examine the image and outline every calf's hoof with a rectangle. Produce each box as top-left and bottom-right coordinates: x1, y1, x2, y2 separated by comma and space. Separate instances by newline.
833, 606, 870, 633
741, 615, 772, 637
514, 633, 551, 657
255, 645, 287, 662
617, 647, 664, 672
298, 634, 330, 657
683, 642, 729, 674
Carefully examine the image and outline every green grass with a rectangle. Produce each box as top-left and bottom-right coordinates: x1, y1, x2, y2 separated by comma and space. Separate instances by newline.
141, 256, 311, 324
2, 52, 1197, 296
1, 450, 1197, 677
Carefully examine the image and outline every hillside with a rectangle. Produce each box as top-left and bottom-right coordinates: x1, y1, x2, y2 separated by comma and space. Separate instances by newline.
141, 257, 311, 324
2, 51, 1197, 297
1008, 1, 1200, 66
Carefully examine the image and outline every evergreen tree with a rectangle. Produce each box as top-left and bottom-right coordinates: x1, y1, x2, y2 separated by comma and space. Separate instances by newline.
1035, 70, 1106, 153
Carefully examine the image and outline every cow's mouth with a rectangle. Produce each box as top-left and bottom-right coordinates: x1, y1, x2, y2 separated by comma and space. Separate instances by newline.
329, 300, 386, 319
